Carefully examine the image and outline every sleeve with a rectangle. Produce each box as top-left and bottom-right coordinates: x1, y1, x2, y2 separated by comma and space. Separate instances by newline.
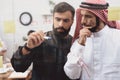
11, 46, 34, 72
64, 39, 85, 79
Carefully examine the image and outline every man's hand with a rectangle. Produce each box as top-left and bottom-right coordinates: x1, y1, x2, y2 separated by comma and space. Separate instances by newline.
26, 30, 45, 49
78, 27, 92, 46
22, 30, 45, 55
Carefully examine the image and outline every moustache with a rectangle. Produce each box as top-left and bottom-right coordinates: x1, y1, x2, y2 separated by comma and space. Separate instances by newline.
82, 24, 92, 28
82, 24, 97, 32
55, 27, 67, 32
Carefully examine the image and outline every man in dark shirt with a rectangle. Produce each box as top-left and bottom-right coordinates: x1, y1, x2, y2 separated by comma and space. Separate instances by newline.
11, 2, 75, 80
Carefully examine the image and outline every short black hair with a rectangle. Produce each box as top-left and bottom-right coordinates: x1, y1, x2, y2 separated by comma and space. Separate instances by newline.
27, 30, 35, 35
53, 2, 75, 19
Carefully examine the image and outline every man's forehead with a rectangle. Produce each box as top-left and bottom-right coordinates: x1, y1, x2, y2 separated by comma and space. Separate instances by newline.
54, 12, 72, 19
81, 9, 95, 16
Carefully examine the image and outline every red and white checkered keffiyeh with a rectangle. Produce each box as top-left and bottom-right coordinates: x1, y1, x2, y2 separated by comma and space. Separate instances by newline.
73, 0, 120, 42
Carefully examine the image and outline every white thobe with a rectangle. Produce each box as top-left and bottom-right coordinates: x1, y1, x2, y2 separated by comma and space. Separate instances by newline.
64, 26, 120, 80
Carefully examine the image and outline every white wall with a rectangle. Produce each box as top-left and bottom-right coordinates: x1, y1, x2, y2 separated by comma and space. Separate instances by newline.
0, 0, 80, 59
107, 0, 120, 6
0, 0, 53, 59
0, 0, 120, 59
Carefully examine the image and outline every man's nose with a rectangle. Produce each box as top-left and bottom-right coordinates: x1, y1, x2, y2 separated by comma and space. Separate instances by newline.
59, 20, 64, 27
81, 17, 87, 24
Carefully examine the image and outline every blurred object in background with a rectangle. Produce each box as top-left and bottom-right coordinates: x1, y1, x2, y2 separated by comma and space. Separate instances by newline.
0, 39, 7, 56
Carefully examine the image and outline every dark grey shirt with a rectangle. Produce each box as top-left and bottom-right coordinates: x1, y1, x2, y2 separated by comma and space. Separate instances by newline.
11, 31, 72, 80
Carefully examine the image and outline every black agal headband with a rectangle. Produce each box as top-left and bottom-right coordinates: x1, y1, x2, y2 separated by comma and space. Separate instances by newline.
80, 2, 109, 9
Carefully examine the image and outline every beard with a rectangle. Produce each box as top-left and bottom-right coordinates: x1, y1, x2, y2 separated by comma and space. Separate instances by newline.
82, 24, 98, 32
89, 17, 100, 32
53, 26, 71, 38
88, 25, 98, 32
82, 16, 100, 32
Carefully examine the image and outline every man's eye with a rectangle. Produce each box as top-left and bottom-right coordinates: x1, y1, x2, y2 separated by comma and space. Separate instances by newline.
86, 15, 92, 18
56, 18, 61, 21
64, 19, 69, 23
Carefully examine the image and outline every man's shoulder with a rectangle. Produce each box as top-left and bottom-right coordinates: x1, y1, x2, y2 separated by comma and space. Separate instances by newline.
67, 34, 73, 39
